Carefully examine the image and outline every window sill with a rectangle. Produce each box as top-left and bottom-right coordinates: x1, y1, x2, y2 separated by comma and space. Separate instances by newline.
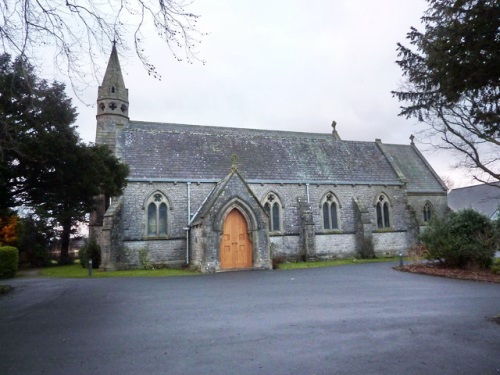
322, 229, 343, 234
373, 228, 394, 233
145, 236, 170, 240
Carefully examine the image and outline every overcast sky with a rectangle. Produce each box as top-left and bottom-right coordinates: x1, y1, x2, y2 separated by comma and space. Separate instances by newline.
67, 0, 474, 189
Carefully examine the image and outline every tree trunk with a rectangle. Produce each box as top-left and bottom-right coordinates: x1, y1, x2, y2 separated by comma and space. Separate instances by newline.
59, 218, 73, 265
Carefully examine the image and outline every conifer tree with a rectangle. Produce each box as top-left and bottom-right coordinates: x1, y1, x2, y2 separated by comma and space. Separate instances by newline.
392, 0, 499, 183
0, 54, 128, 263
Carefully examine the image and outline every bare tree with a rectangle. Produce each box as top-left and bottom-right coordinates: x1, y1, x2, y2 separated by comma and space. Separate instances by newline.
418, 92, 500, 184
0, 0, 205, 90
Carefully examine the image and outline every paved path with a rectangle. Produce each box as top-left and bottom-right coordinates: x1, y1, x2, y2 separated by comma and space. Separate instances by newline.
1, 262, 499, 375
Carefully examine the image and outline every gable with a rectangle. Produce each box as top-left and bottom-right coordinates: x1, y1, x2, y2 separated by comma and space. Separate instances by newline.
190, 169, 265, 225
380, 144, 446, 193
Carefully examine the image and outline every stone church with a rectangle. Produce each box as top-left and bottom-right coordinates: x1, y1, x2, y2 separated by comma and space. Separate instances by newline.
90, 46, 448, 273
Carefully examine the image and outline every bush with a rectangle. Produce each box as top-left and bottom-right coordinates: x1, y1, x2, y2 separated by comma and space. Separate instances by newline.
271, 254, 286, 269
420, 209, 497, 269
0, 246, 19, 278
78, 238, 101, 269
492, 259, 500, 274
407, 243, 429, 264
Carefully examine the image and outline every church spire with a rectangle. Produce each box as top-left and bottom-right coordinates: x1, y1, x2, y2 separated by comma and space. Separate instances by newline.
95, 43, 129, 156
97, 42, 129, 119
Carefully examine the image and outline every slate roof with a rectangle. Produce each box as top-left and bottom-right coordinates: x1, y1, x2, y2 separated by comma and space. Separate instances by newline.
379, 144, 447, 193
122, 121, 442, 190
448, 183, 500, 219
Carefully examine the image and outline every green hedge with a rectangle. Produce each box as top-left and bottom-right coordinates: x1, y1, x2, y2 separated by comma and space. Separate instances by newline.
0, 246, 19, 278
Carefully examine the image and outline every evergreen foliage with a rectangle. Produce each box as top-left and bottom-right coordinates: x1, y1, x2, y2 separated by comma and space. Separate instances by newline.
420, 209, 497, 269
78, 238, 101, 269
16, 215, 55, 268
393, 0, 499, 183
0, 54, 128, 264
0, 246, 19, 278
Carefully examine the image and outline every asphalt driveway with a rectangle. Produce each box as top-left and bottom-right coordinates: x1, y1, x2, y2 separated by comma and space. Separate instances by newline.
1, 262, 499, 375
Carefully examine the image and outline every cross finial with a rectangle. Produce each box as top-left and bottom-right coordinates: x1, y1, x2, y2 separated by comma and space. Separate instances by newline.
410, 134, 415, 145
231, 154, 239, 171
331, 120, 341, 140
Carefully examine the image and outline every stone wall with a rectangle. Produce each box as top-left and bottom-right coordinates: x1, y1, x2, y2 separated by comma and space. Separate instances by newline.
407, 193, 449, 225
189, 225, 204, 268
270, 235, 300, 258
121, 182, 217, 241
100, 198, 123, 271
121, 239, 186, 269
195, 173, 271, 272
315, 233, 357, 259
373, 231, 409, 255
111, 180, 445, 269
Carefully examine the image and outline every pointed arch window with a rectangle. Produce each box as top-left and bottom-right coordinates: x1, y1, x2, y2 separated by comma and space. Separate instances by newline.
423, 202, 433, 223
145, 192, 169, 237
321, 193, 340, 230
263, 193, 282, 232
376, 194, 391, 228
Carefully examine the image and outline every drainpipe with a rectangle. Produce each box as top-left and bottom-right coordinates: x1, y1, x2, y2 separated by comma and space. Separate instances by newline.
185, 182, 191, 265
306, 183, 310, 203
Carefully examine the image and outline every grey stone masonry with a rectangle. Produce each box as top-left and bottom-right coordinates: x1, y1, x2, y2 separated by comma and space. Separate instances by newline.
100, 197, 123, 271
298, 197, 316, 261
90, 46, 450, 272
189, 169, 271, 272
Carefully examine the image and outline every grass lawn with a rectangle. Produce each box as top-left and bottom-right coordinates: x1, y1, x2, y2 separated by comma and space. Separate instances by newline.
40, 264, 200, 278
277, 257, 403, 270
32, 257, 404, 277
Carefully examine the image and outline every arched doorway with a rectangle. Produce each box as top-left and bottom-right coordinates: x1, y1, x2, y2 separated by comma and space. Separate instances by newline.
220, 209, 253, 269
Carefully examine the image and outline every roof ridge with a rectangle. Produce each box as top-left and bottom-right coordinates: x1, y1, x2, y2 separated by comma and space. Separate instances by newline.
127, 120, 382, 143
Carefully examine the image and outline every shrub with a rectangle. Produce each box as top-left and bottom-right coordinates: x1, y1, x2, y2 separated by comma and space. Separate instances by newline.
420, 209, 497, 269
271, 254, 286, 269
407, 243, 429, 264
0, 246, 19, 278
492, 259, 500, 274
78, 238, 101, 269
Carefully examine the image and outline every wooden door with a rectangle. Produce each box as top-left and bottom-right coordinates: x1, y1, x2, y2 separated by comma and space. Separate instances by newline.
220, 209, 252, 269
